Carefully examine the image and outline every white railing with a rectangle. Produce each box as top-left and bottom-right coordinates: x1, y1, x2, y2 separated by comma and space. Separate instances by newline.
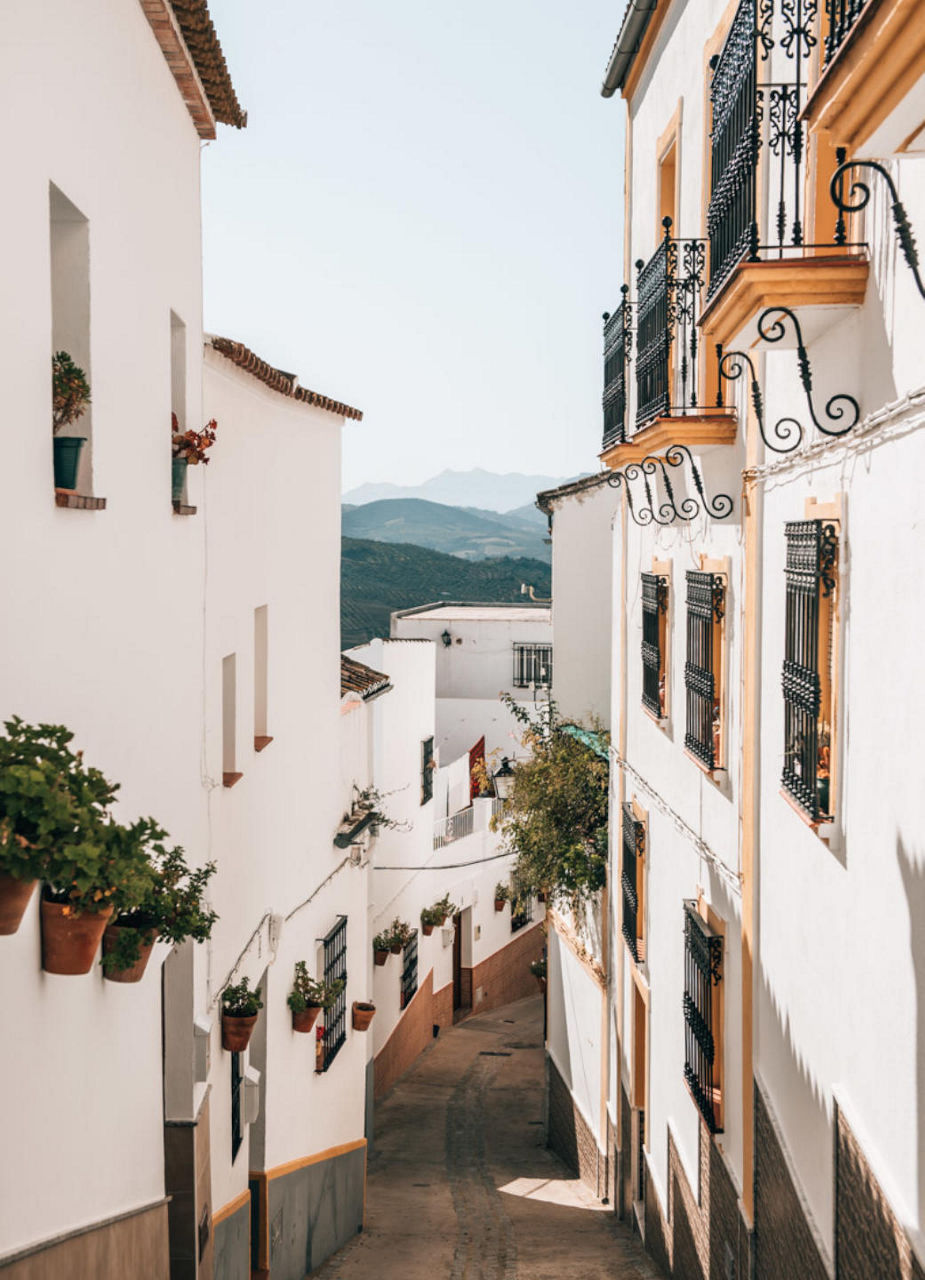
433, 806, 475, 849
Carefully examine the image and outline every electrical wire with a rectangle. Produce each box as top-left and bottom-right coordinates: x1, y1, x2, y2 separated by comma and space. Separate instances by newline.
372, 847, 515, 872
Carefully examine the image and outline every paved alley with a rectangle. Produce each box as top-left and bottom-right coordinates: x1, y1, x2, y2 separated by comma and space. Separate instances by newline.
314, 996, 663, 1280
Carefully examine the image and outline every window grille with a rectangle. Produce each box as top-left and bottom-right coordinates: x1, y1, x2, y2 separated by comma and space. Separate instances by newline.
400, 929, 418, 1008
782, 520, 838, 819
683, 901, 723, 1133
513, 644, 553, 689
421, 737, 434, 805
684, 571, 724, 770
320, 915, 347, 1071
510, 885, 534, 933
603, 293, 631, 449
641, 573, 668, 716
637, 1108, 646, 1206
231, 1052, 243, 1160
621, 803, 645, 962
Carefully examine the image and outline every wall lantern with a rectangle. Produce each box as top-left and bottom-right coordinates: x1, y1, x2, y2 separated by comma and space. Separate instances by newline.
493, 756, 515, 801
441, 629, 452, 648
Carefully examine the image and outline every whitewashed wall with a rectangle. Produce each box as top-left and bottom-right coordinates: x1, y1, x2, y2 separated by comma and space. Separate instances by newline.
0, 0, 208, 1257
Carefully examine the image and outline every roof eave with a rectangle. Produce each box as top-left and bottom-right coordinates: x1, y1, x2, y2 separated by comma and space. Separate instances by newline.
601, 0, 659, 98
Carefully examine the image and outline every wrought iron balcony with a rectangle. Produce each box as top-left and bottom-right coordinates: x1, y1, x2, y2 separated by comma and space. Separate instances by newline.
635, 223, 707, 429
705, 0, 863, 301
602, 287, 631, 449
824, 0, 867, 63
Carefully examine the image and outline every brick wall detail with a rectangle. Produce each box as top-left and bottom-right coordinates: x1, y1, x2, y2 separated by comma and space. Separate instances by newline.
754, 1082, 829, 1280
469, 921, 545, 1015
547, 1055, 607, 1198
374, 969, 441, 1100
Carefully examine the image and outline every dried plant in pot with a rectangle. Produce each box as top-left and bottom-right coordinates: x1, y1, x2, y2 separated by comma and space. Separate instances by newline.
171, 414, 216, 502
373, 931, 390, 966
102, 839, 217, 984
221, 977, 263, 1052
52, 352, 91, 490
287, 961, 344, 1034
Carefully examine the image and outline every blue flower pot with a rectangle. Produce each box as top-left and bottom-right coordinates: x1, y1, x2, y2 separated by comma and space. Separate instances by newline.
53, 436, 86, 490
171, 457, 188, 503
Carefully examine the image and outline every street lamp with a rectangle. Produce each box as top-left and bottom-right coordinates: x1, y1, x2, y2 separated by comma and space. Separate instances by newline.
441, 629, 452, 647
493, 756, 515, 800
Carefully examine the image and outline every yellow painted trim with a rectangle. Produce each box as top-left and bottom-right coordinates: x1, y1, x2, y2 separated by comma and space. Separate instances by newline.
549, 909, 607, 991
212, 1187, 250, 1226
600, 413, 737, 469
266, 1137, 368, 1184
802, 0, 925, 150
700, 256, 869, 353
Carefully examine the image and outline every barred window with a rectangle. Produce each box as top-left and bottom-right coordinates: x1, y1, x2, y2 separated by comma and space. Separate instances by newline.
510, 881, 534, 933
230, 1052, 244, 1161
641, 573, 669, 718
421, 736, 434, 805
400, 929, 418, 1009
621, 803, 646, 963
513, 643, 553, 689
320, 916, 347, 1071
683, 901, 724, 1133
684, 571, 725, 770
782, 520, 838, 820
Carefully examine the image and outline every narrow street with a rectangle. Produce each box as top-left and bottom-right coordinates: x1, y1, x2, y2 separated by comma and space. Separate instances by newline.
314, 996, 663, 1280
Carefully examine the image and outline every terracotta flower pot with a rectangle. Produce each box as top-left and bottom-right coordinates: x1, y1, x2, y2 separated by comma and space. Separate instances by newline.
421, 922, 434, 937
374, 948, 389, 966
494, 899, 506, 912
292, 1005, 322, 1034
389, 941, 402, 955
102, 924, 155, 984
41, 897, 113, 975
0, 873, 37, 935
221, 1012, 258, 1052
352, 1002, 376, 1031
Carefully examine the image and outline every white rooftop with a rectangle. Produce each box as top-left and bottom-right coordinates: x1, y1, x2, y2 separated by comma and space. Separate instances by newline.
396, 604, 551, 623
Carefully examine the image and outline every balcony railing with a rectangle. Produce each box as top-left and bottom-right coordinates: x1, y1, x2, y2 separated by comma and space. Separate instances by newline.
706, 0, 863, 299
433, 805, 475, 849
635, 224, 707, 428
824, 0, 867, 63
602, 287, 631, 449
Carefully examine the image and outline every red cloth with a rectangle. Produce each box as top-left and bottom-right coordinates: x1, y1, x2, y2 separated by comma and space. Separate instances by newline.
468, 735, 486, 801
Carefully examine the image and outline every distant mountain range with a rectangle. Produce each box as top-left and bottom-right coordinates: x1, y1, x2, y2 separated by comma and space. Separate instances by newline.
343, 467, 575, 513
341, 537, 551, 649
341, 497, 550, 563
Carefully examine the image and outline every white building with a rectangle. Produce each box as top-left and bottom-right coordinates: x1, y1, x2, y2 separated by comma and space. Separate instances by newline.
390, 602, 552, 761
542, 0, 925, 1278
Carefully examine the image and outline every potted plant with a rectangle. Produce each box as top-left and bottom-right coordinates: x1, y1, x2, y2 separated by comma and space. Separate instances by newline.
373, 931, 390, 966
52, 351, 91, 490
434, 893, 455, 926
287, 961, 344, 1033
530, 957, 547, 993
102, 838, 217, 984
352, 1001, 376, 1031
494, 882, 511, 913
387, 917, 412, 954
221, 977, 263, 1051
171, 414, 216, 502
421, 894, 456, 936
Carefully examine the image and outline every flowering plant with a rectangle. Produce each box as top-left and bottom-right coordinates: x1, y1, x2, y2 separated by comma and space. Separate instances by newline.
172, 413, 217, 465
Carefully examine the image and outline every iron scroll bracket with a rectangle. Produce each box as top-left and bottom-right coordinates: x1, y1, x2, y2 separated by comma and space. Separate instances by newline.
830, 154, 925, 300
605, 443, 734, 526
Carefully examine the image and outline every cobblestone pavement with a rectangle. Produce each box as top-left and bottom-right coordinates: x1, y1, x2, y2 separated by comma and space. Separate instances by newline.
313, 995, 664, 1279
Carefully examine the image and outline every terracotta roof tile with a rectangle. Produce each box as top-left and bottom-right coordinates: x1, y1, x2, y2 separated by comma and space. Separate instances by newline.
209, 337, 363, 421
169, 0, 246, 128
341, 655, 391, 699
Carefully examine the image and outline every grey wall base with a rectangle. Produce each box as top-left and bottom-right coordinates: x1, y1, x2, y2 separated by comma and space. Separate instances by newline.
212, 1200, 249, 1280
269, 1145, 366, 1278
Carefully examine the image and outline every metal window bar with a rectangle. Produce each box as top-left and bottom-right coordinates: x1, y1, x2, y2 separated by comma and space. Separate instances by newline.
621, 802, 645, 962
421, 736, 434, 805
684, 572, 724, 770
641, 573, 668, 716
401, 930, 418, 1008
321, 915, 348, 1071
682, 901, 723, 1133
635, 227, 707, 429
231, 1052, 243, 1161
637, 1108, 646, 1205
513, 644, 553, 689
433, 805, 475, 849
510, 886, 534, 933
603, 290, 631, 449
824, 0, 867, 62
782, 520, 837, 819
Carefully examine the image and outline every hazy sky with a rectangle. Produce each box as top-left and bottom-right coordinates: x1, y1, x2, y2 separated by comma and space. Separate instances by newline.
202, 1, 625, 491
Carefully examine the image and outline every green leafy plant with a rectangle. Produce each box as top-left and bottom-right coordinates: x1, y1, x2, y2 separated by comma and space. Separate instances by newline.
386, 918, 413, 949
421, 893, 456, 927
287, 961, 345, 1013
529, 957, 547, 980
492, 696, 609, 905
494, 882, 511, 903
221, 976, 263, 1018
52, 351, 91, 433
373, 932, 391, 953
350, 785, 410, 833
102, 839, 217, 973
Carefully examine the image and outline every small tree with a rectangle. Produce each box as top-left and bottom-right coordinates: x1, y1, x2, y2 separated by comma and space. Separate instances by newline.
52, 352, 91, 433
493, 696, 608, 905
